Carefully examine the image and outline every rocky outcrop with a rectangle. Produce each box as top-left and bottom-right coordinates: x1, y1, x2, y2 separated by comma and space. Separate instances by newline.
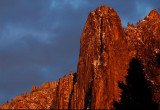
125, 9, 160, 103
50, 71, 75, 109
69, 5, 160, 109
1, 4, 160, 110
0, 71, 75, 109
0, 81, 58, 109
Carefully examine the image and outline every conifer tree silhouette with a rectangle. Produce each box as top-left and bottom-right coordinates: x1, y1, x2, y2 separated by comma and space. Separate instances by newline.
114, 58, 158, 110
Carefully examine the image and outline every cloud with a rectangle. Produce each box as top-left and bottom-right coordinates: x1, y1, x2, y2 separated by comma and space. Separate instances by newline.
0, 24, 54, 48
50, 0, 87, 9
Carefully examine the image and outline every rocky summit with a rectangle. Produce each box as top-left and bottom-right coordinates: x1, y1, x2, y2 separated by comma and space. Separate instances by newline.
0, 5, 160, 109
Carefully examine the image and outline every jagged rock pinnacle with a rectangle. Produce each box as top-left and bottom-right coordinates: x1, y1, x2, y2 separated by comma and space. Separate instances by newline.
144, 9, 159, 21
71, 4, 129, 109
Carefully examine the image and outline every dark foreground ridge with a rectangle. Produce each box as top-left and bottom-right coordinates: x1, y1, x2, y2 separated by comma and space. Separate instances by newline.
0, 4, 160, 109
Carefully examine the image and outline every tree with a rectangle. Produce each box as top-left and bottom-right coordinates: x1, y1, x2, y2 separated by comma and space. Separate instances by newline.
127, 22, 130, 27
114, 58, 158, 110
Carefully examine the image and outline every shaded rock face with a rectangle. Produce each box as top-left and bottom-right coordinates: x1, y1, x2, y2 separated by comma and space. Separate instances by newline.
1, 5, 160, 109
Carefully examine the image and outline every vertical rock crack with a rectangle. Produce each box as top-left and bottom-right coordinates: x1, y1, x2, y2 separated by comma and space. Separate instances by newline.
100, 17, 103, 63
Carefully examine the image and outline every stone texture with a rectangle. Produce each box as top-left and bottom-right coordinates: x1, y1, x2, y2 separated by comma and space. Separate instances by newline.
0, 81, 58, 109
50, 71, 75, 109
0, 71, 75, 109
125, 9, 160, 103
69, 5, 130, 109
69, 5, 160, 109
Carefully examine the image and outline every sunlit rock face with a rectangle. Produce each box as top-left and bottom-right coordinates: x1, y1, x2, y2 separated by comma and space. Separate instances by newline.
0, 71, 74, 109
50, 71, 75, 109
69, 5, 129, 109
0, 81, 58, 109
1, 4, 160, 110
53, 5, 160, 109
125, 9, 160, 103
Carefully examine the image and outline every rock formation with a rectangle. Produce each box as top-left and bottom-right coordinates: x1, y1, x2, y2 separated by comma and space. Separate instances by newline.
0, 71, 74, 109
50, 71, 75, 109
69, 5, 130, 109
0, 4, 160, 109
125, 9, 160, 104
0, 81, 58, 109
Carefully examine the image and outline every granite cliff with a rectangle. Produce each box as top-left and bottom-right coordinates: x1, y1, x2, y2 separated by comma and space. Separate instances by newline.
0, 5, 160, 109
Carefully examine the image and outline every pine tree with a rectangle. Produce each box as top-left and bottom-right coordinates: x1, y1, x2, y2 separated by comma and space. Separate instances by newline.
127, 22, 130, 27
114, 58, 158, 110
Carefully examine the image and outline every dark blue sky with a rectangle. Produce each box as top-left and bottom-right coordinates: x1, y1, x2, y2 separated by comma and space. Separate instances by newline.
0, 0, 160, 104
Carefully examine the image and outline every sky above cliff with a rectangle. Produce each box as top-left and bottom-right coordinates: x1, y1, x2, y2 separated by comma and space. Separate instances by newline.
0, 0, 160, 104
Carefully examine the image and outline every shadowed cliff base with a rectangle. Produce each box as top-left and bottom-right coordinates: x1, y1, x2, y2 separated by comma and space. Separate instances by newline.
157, 54, 160, 68
114, 58, 159, 110
68, 72, 77, 109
